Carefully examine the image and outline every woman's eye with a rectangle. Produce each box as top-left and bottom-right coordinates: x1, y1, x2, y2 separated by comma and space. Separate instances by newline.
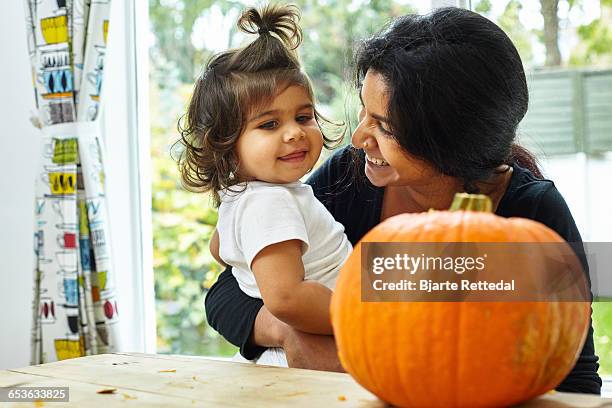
378, 123, 392, 136
259, 120, 278, 130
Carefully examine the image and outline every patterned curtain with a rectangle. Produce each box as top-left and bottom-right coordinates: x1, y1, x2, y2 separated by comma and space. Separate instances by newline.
24, 0, 119, 364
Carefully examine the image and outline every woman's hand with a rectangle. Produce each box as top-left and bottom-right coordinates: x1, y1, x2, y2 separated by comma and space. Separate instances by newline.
282, 326, 345, 372
252, 306, 344, 372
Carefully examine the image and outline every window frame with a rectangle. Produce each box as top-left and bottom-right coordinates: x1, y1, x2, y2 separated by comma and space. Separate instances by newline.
100, 0, 156, 353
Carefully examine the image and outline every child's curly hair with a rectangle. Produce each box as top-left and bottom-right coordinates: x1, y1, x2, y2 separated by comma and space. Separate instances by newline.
177, 4, 343, 207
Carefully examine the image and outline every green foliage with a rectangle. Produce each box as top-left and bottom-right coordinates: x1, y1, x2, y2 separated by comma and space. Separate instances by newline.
296, 0, 415, 104
497, 0, 533, 65
475, 1, 612, 68
564, 0, 612, 66
150, 72, 236, 355
593, 300, 612, 376
149, 0, 237, 83
474, 0, 492, 14
570, 18, 612, 66
151, 91, 232, 355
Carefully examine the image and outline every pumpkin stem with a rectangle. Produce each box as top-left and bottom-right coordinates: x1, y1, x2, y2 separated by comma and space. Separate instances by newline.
449, 193, 493, 212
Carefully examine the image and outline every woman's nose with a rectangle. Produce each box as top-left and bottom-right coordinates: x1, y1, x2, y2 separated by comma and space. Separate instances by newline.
351, 119, 373, 150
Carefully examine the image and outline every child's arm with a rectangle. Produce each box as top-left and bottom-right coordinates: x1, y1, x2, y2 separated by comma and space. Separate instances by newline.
209, 229, 227, 267
251, 239, 333, 335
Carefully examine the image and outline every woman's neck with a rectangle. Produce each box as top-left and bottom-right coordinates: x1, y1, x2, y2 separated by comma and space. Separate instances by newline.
380, 165, 513, 220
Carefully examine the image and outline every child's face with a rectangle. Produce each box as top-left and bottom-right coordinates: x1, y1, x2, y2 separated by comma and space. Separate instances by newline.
236, 85, 323, 184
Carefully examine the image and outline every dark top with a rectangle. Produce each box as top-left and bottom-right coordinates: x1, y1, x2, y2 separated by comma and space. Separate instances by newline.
205, 145, 602, 394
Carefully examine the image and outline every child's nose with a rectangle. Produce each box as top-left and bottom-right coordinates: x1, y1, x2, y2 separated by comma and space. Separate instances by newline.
283, 125, 306, 142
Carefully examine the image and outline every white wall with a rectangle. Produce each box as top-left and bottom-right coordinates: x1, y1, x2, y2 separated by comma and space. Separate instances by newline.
0, 2, 39, 370
544, 154, 612, 298
0, 0, 154, 370
544, 155, 612, 242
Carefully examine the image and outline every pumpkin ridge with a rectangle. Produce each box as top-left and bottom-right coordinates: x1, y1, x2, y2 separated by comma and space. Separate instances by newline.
356, 250, 381, 398
524, 225, 559, 397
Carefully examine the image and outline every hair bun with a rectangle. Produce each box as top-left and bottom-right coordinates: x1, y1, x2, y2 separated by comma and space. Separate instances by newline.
238, 4, 302, 50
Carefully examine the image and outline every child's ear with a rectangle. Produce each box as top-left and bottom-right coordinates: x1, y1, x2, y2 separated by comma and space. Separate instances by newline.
228, 153, 242, 181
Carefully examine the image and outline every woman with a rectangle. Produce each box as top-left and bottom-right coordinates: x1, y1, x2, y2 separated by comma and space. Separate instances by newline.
204, 7, 602, 394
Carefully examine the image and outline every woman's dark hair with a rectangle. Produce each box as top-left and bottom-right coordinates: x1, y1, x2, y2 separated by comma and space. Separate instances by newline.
177, 4, 341, 206
355, 7, 542, 192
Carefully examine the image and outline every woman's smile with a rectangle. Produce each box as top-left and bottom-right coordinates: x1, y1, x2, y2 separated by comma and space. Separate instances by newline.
365, 153, 389, 167
364, 153, 396, 186
365, 157, 393, 175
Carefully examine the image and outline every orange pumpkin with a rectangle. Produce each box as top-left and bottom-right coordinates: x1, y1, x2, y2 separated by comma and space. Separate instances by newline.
330, 194, 590, 408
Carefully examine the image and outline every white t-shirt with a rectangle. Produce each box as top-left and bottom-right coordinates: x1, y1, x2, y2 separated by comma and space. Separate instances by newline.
217, 181, 352, 299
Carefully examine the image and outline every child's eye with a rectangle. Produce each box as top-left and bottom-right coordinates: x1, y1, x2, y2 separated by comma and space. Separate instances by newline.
296, 115, 313, 123
258, 120, 278, 130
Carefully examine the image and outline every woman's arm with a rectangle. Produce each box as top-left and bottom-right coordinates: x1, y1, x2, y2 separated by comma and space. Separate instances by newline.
205, 268, 343, 370
251, 239, 333, 335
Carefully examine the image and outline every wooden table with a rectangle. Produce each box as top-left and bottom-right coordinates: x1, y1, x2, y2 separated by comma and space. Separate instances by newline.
1, 353, 611, 407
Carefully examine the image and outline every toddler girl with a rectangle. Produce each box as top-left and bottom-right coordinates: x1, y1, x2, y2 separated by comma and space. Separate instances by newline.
178, 4, 352, 366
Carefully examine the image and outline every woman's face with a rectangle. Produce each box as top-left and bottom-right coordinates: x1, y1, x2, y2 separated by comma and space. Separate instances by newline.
351, 70, 440, 187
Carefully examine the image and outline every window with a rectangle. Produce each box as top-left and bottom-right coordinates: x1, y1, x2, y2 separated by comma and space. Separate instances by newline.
148, 0, 419, 357
147, 1, 612, 378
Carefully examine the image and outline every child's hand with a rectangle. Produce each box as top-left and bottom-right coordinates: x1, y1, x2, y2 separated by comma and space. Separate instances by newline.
210, 228, 226, 267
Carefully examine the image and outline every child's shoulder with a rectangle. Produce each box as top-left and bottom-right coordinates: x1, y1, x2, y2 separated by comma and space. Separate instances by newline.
220, 181, 306, 206
244, 181, 306, 196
